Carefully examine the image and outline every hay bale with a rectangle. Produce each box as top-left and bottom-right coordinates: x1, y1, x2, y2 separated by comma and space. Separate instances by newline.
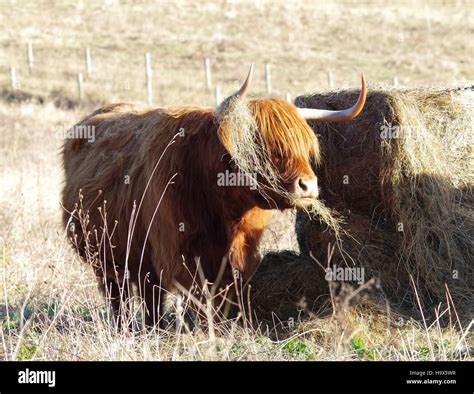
299, 210, 401, 294
296, 86, 473, 216
250, 251, 330, 322
290, 85, 473, 318
251, 213, 398, 323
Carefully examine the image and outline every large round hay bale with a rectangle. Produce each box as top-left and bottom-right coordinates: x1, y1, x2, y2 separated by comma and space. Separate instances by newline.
249, 86, 473, 324
290, 85, 473, 319
295, 86, 473, 216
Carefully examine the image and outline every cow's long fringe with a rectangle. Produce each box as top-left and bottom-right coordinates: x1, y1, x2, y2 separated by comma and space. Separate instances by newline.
217, 95, 338, 231
217, 96, 287, 204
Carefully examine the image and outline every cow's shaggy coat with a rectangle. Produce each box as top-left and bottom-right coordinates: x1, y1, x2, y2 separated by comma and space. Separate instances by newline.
62, 97, 320, 325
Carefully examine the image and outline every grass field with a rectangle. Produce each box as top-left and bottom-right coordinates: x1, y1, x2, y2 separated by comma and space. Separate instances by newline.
0, 0, 472, 360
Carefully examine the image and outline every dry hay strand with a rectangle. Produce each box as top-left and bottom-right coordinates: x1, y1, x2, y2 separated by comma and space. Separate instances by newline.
290, 85, 473, 321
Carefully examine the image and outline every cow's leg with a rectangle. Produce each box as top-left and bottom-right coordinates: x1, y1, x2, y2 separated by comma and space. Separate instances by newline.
99, 276, 132, 330
137, 269, 165, 329
172, 259, 242, 331
225, 210, 269, 325
183, 259, 237, 330
209, 261, 237, 322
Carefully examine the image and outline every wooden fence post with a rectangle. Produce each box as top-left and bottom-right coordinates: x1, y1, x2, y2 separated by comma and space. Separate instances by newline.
10, 67, 17, 90
327, 71, 333, 89
77, 73, 84, 101
214, 85, 221, 106
27, 42, 33, 74
204, 57, 212, 91
85, 47, 92, 77
145, 52, 152, 105
265, 63, 272, 95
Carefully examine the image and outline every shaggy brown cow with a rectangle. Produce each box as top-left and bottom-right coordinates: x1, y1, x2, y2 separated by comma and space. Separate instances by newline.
62, 65, 366, 327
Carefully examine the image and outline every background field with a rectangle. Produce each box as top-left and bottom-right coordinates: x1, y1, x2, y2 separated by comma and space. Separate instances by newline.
0, 0, 472, 360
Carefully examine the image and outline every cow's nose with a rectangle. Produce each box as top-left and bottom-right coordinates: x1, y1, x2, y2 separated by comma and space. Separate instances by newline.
294, 177, 319, 199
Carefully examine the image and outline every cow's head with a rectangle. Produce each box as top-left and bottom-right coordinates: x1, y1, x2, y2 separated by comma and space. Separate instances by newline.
216, 64, 366, 210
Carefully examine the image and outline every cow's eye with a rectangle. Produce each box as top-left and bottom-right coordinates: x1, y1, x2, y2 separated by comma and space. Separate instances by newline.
273, 155, 284, 166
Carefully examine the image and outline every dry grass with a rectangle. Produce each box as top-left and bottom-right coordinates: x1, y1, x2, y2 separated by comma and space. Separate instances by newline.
1, 0, 473, 361
1, 101, 472, 360
1, 1, 473, 106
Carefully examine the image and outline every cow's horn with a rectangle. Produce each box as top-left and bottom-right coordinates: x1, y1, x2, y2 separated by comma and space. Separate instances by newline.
297, 74, 367, 122
236, 64, 254, 98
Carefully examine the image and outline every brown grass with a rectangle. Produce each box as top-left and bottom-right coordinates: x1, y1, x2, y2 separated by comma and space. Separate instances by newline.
1, 1, 473, 106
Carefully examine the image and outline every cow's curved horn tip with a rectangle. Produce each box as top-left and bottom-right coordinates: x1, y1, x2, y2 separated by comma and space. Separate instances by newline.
236, 64, 254, 98
247, 63, 254, 76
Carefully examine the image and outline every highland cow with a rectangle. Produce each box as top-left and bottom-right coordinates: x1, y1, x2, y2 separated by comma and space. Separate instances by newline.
62, 65, 366, 327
